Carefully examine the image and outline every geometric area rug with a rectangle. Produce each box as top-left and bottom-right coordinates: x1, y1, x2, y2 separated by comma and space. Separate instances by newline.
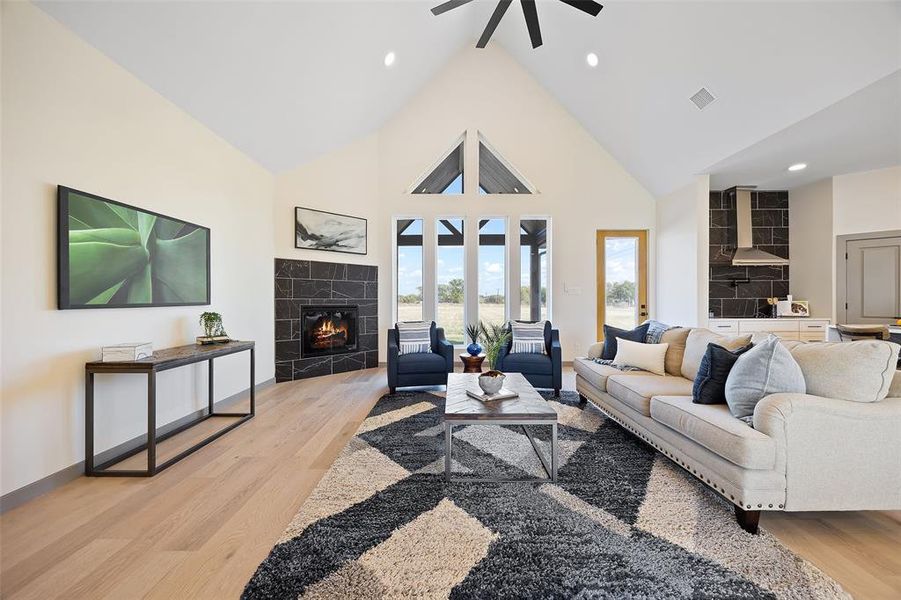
243, 390, 848, 599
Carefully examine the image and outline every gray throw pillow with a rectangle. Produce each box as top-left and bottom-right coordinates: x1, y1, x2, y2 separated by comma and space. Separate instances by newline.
725, 335, 805, 420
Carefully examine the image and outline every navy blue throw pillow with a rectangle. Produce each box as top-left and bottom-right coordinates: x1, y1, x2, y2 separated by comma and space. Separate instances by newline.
693, 342, 754, 405
601, 323, 650, 360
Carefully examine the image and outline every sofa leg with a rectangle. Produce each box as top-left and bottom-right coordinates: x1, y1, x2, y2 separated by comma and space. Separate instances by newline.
734, 506, 760, 534
554, 389, 560, 398
389, 387, 396, 394
578, 393, 587, 404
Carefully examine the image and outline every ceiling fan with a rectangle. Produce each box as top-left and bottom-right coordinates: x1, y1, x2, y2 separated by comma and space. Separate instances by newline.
431, 0, 603, 49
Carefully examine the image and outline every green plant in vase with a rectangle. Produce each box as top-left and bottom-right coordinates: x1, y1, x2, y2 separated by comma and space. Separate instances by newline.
198, 312, 229, 344
479, 321, 511, 371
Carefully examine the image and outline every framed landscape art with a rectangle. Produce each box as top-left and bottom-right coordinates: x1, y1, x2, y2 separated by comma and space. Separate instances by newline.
295, 206, 367, 255
58, 186, 211, 309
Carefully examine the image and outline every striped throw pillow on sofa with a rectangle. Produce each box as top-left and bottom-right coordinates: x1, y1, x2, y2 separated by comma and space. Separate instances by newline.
511, 321, 546, 354
397, 321, 432, 355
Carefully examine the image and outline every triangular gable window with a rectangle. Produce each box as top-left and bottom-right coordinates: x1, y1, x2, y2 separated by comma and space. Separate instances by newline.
478, 135, 534, 194
411, 136, 465, 194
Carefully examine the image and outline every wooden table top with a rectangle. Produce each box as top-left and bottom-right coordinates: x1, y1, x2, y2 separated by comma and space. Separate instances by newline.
86, 341, 254, 373
444, 372, 557, 421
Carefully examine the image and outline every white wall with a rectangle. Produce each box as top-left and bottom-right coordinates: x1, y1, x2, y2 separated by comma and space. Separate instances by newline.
832, 165, 901, 236
789, 178, 834, 318
273, 47, 657, 361
1, 3, 275, 496
786, 166, 900, 323
655, 175, 710, 327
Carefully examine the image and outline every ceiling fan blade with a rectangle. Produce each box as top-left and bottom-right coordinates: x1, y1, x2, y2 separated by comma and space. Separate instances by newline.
558, 0, 603, 17
520, 0, 543, 48
431, 0, 476, 16
477, 0, 513, 48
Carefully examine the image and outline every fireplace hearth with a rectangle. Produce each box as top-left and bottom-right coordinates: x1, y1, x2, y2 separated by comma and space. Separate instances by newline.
301, 306, 358, 358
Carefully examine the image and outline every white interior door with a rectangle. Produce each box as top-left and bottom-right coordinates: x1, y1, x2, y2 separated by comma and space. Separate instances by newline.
845, 235, 901, 324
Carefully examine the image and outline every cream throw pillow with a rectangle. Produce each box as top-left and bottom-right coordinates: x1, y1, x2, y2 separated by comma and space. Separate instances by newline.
660, 327, 691, 376
613, 338, 669, 376
789, 340, 900, 402
681, 329, 753, 381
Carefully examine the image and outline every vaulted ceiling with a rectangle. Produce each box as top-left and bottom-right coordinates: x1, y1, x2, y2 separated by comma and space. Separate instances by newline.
36, 1, 901, 195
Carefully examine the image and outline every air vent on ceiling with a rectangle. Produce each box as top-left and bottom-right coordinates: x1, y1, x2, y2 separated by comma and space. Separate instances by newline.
689, 87, 716, 111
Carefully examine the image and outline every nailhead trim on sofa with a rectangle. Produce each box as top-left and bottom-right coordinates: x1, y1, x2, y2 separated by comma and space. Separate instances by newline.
576, 382, 784, 513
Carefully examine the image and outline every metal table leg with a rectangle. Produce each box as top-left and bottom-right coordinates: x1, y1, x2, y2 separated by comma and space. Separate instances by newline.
551, 422, 557, 482
445, 423, 452, 482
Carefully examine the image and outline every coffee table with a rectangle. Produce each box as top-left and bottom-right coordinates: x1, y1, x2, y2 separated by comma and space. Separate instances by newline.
444, 372, 558, 483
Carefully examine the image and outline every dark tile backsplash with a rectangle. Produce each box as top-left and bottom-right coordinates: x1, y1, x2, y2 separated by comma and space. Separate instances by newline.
708, 189, 790, 318
274, 258, 378, 382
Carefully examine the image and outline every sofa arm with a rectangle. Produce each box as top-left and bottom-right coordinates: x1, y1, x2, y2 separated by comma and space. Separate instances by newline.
550, 329, 562, 391
435, 327, 454, 373
387, 329, 399, 388
754, 393, 901, 511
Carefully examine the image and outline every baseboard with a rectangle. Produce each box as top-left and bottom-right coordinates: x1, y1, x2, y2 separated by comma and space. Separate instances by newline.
0, 378, 275, 514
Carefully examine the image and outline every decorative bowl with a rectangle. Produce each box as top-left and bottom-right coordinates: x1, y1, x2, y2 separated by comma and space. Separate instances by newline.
478, 370, 506, 395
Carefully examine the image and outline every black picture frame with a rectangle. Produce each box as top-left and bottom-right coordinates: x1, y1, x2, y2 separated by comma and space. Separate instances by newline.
58, 185, 211, 309
294, 206, 368, 255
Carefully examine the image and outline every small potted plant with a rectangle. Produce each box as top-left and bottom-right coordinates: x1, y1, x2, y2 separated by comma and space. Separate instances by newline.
197, 312, 230, 345
465, 323, 483, 357
479, 321, 511, 371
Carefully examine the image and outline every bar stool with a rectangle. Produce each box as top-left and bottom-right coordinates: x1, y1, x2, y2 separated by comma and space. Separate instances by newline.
835, 324, 890, 341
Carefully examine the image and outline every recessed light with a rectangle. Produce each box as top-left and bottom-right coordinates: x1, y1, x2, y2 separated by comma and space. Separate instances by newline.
586, 52, 599, 68
384, 51, 396, 68
788, 163, 807, 172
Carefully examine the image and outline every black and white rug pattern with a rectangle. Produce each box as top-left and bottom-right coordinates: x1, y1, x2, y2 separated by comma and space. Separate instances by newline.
243, 390, 847, 599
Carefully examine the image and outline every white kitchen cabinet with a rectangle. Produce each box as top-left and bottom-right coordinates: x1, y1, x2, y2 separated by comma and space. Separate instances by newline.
708, 318, 830, 342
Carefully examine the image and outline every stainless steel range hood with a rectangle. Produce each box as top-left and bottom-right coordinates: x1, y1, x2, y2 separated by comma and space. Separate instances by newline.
731, 187, 789, 266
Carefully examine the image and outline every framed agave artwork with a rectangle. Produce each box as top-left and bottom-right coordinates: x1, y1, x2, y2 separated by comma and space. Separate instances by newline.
57, 186, 211, 309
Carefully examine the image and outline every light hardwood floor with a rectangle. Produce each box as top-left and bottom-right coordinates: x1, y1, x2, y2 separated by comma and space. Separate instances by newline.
1, 367, 898, 599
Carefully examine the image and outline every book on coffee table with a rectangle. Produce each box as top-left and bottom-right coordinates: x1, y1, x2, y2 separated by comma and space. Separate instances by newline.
466, 388, 520, 402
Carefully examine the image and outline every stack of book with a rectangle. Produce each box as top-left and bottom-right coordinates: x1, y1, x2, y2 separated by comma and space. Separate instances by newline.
101, 342, 153, 362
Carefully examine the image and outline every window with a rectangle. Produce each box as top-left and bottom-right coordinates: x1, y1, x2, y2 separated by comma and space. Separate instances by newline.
478, 218, 507, 328
478, 135, 533, 194
397, 134, 551, 340
396, 219, 423, 322
519, 219, 549, 321
436, 219, 465, 344
412, 138, 464, 194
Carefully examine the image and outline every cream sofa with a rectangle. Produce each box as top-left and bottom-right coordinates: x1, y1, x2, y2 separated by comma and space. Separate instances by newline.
574, 327, 901, 533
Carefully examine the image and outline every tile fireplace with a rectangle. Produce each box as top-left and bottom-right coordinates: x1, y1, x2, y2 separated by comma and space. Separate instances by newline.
275, 258, 378, 382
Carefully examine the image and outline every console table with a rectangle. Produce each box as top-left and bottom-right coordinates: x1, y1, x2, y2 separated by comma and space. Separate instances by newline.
85, 340, 255, 477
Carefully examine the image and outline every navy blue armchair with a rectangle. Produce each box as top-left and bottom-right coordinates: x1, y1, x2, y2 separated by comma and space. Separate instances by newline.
387, 322, 454, 393
495, 321, 562, 396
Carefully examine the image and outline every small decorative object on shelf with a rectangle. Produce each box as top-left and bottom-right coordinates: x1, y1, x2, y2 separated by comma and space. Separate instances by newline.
465, 323, 483, 357
197, 311, 231, 345
101, 342, 152, 362
478, 370, 506, 395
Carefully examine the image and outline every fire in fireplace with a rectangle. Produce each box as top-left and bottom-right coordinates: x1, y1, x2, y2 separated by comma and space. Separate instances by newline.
301, 306, 358, 358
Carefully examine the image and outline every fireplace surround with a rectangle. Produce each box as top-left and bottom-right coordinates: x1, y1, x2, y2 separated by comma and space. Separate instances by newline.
275, 258, 378, 382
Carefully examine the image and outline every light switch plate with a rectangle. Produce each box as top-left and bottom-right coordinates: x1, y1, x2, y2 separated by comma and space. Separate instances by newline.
564, 284, 582, 295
